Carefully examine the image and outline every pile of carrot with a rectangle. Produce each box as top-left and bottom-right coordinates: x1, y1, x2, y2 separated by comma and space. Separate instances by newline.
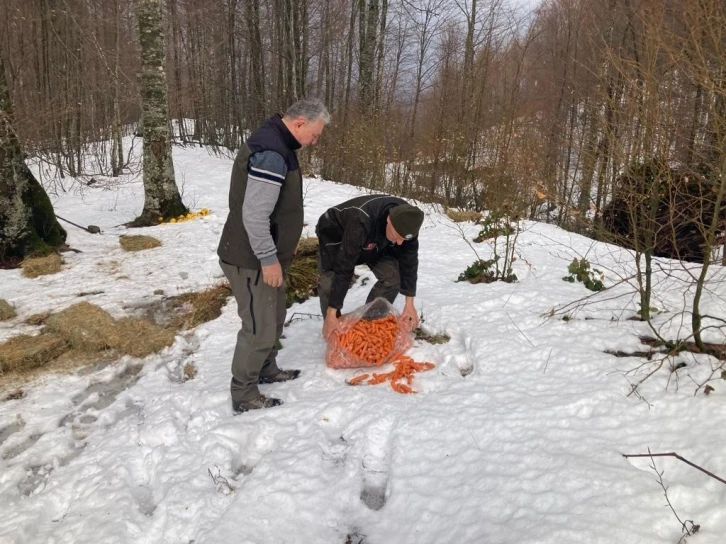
325, 311, 434, 393
348, 354, 435, 394
326, 314, 404, 368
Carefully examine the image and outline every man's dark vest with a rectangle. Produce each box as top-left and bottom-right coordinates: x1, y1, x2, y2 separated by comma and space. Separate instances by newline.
217, 115, 303, 269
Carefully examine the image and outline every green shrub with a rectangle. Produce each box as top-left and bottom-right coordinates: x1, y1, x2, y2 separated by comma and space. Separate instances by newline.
459, 259, 494, 283
473, 213, 516, 243
563, 258, 604, 292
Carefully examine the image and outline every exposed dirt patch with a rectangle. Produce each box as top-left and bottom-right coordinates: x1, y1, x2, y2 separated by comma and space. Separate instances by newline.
25, 312, 50, 326
183, 362, 198, 381
605, 350, 655, 359
137, 283, 232, 330
414, 328, 450, 345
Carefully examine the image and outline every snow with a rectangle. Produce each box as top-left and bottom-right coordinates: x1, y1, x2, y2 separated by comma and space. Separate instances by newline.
1, 142, 725, 544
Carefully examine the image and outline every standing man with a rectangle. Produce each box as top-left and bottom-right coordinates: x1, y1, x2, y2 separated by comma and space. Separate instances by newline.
218, 98, 330, 414
315, 195, 424, 340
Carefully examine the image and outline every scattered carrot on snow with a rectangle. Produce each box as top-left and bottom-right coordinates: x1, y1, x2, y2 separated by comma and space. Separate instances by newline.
347, 373, 370, 386
347, 354, 435, 394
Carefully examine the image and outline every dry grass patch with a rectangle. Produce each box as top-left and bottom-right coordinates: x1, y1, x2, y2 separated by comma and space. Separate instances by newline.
296, 236, 319, 255
0, 284, 232, 386
0, 346, 117, 391
21, 253, 63, 278
164, 283, 232, 330
0, 333, 69, 374
43, 302, 175, 357
114, 317, 175, 357
287, 237, 319, 307
0, 299, 16, 321
119, 234, 162, 252
445, 209, 482, 223
44, 302, 120, 352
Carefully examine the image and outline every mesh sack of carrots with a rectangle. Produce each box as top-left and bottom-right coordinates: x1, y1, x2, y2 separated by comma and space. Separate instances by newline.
325, 297, 414, 369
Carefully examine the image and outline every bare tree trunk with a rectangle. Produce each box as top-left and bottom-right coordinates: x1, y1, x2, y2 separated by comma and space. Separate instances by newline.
0, 56, 66, 266
227, 0, 242, 146
110, 0, 124, 177
316, 0, 330, 98
577, 102, 599, 217
247, 0, 266, 128
343, 0, 357, 125
297, 0, 308, 99
358, 0, 379, 112
594, 74, 621, 218
168, 0, 187, 142
130, 0, 187, 226
373, 0, 388, 114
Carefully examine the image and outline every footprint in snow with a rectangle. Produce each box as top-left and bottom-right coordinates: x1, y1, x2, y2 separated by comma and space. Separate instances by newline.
321, 436, 350, 468
59, 364, 143, 429
0, 419, 25, 447
315, 405, 355, 468
440, 333, 476, 378
359, 415, 396, 511
2, 432, 42, 461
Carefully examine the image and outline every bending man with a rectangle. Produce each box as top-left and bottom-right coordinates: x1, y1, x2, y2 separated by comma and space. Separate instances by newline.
315, 195, 424, 339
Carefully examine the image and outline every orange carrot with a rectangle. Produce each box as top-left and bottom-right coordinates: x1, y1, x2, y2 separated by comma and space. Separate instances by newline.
348, 374, 370, 385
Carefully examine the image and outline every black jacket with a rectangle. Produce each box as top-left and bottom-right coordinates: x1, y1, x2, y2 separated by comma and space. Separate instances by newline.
316, 194, 419, 309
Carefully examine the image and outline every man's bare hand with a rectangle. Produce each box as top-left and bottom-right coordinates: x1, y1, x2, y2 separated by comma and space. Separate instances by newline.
261, 262, 283, 287
322, 309, 340, 340
401, 299, 419, 331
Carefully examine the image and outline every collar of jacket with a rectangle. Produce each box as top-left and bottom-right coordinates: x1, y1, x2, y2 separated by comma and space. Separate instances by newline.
270, 113, 302, 151
374, 206, 395, 249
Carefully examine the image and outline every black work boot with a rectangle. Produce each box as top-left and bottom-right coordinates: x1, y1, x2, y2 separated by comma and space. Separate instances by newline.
232, 395, 283, 414
258, 369, 301, 384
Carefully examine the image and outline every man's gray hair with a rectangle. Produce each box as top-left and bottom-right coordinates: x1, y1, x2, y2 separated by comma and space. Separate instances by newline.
284, 98, 331, 124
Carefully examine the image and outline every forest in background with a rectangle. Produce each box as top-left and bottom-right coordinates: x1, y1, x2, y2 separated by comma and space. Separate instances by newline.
1, 0, 726, 427
1, 0, 725, 237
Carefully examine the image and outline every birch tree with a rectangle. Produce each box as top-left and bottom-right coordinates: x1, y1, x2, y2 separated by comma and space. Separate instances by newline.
130, 0, 187, 226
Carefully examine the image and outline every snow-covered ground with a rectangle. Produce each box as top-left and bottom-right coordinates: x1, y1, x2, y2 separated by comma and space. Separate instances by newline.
1, 142, 725, 544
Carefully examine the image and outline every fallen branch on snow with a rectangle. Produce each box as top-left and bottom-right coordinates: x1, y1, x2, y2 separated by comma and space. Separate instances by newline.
622, 451, 726, 485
